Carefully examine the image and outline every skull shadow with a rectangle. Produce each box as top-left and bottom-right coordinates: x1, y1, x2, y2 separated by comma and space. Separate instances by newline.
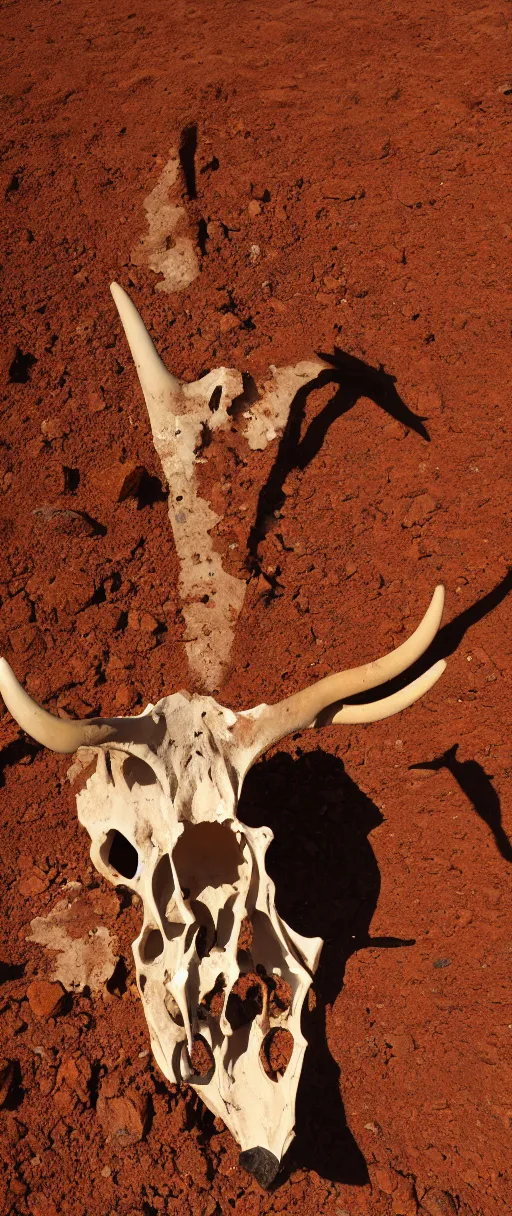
239, 746, 415, 1186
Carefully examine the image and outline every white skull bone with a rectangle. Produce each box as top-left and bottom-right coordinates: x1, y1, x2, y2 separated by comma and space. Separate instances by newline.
0, 590, 445, 1186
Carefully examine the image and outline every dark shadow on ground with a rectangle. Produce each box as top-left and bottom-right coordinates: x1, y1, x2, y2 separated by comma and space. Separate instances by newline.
239, 748, 416, 1185
246, 350, 430, 590
0, 960, 26, 984
179, 123, 198, 200
410, 744, 512, 863
0, 736, 40, 789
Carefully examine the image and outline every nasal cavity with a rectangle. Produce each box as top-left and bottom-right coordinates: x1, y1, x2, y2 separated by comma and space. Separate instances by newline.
140, 927, 164, 963
122, 755, 158, 790
259, 1028, 294, 1080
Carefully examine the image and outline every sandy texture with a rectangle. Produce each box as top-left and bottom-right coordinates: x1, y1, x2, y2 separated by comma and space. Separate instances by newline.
1, 0, 512, 1214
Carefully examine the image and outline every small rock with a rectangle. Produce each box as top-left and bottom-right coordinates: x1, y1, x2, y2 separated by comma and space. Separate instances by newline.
26, 979, 66, 1020
58, 1057, 80, 1088
402, 492, 437, 529
53, 1087, 77, 1117
88, 389, 106, 413
96, 1091, 148, 1145
27, 1195, 59, 1216
114, 682, 135, 709
19, 871, 50, 897
375, 1166, 396, 1195
127, 609, 159, 634
392, 1175, 418, 1216
57, 1053, 91, 1101
0, 1058, 15, 1106
91, 461, 145, 503
40, 417, 69, 440
219, 312, 240, 333
248, 199, 261, 217
32, 507, 97, 539
420, 1190, 457, 1216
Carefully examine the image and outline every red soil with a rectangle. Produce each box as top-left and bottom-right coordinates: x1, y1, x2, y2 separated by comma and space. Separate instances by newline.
1, 1, 512, 1214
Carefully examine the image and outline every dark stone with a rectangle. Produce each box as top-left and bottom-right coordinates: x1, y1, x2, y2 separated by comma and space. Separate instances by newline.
239, 1146, 280, 1189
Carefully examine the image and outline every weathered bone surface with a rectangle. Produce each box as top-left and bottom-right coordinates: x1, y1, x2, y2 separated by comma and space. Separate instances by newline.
110, 281, 325, 691
131, 150, 200, 293
0, 587, 446, 1186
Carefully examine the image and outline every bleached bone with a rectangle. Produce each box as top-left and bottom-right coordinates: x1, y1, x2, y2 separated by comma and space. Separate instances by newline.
110, 282, 325, 691
0, 589, 446, 1187
131, 150, 200, 293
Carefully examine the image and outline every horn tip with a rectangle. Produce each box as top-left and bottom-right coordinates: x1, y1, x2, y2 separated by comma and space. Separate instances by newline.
110, 281, 125, 303
0, 656, 16, 694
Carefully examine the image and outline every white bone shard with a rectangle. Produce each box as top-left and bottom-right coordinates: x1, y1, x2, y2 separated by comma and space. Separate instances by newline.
131, 151, 200, 293
28, 895, 119, 994
110, 282, 325, 691
0, 589, 446, 1187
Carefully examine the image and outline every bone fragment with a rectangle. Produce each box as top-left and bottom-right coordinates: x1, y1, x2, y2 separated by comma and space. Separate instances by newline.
131, 151, 200, 293
28, 897, 119, 993
111, 282, 325, 690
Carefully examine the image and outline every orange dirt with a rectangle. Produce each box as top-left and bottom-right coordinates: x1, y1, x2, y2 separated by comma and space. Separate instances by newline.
1, 1, 511, 1214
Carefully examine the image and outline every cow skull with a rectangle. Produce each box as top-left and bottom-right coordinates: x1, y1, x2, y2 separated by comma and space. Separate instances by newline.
0, 591, 445, 1186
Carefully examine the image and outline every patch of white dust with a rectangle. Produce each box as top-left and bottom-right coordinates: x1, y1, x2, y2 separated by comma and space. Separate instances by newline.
131, 151, 199, 292
27, 896, 120, 993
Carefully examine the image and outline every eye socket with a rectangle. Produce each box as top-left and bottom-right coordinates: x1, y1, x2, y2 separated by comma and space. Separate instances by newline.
102, 830, 139, 880
122, 756, 158, 790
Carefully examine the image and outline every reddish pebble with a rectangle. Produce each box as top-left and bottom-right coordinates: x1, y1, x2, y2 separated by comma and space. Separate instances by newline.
96, 1091, 148, 1145
26, 979, 66, 1020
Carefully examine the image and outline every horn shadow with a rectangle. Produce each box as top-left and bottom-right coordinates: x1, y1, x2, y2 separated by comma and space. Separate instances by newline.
239, 747, 416, 1185
410, 744, 512, 864
245, 349, 430, 591
0, 736, 41, 790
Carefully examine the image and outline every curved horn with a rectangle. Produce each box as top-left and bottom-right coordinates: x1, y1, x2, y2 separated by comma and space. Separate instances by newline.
0, 658, 155, 754
330, 659, 446, 724
110, 282, 182, 425
243, 586, 445, 755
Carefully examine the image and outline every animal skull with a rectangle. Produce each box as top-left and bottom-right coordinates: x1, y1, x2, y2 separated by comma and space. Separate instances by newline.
0, 591, 446, 1186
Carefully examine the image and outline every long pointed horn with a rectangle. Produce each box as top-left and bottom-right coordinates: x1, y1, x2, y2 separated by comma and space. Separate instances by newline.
243, 586, 445, 755
0, 659, 155, 754
110, 282, 181, 425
